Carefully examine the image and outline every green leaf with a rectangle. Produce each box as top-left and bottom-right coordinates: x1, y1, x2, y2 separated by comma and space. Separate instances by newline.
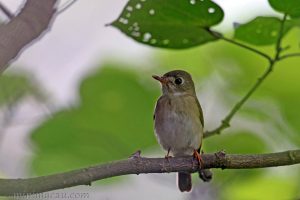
111, 0, 224, 49
31, 65, 159, 175
290, 18, 300, 27
268, 0, 300, 18
234, 17, 294, 46
0, 74, 42, 106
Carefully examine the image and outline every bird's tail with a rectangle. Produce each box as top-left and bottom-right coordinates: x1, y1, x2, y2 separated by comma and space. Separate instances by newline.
178, 172, 192, 192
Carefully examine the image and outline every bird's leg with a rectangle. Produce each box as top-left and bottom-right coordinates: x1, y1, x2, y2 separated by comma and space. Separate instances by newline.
165, 148, 172, 160
193, 149, 204, 169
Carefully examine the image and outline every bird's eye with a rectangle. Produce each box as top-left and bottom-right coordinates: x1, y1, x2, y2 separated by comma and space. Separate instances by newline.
174, 77, 183, 85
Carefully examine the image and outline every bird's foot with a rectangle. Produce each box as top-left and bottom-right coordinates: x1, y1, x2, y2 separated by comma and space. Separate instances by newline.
165, 148, 172, 161
193, 149, 204, 169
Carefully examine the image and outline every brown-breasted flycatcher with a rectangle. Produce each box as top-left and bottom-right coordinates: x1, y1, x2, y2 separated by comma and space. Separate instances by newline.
153, 70, 210, 192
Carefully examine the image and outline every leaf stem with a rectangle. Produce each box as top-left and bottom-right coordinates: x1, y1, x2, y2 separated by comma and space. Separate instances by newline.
205, 14, 288, 138
274, 14, 287, 60
209, 30, 272, 62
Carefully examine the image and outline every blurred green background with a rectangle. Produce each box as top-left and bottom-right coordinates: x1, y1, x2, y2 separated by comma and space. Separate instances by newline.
0, 0, 300, 200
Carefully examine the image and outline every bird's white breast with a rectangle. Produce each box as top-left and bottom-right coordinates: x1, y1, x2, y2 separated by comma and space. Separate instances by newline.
154, 94, 203, 156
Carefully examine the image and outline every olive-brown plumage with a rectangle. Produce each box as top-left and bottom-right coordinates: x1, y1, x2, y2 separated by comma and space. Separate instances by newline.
153, 70, 204, 192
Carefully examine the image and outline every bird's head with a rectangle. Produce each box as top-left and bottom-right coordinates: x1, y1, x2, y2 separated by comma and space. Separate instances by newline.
152, 70, 196, 96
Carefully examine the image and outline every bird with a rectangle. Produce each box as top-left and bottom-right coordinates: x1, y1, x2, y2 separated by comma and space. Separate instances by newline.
152, 70, 210, 192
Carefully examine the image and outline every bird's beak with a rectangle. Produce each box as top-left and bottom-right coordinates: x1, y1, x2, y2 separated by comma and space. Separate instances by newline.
152, 75, 168, 84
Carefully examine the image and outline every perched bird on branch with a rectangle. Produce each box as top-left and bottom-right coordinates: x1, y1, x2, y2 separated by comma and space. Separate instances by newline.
153, 70, 212, 192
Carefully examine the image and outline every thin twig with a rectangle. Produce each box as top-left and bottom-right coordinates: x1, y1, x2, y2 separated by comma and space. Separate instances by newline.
205, 14, 288, 138
0, 150, 299, 196
279, 53, 300, 61
0, 2, 13, 19
204, 61, 274, 137
56, 0, 79, 15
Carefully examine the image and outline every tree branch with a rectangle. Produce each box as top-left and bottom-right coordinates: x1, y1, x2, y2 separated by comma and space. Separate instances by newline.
205, 14, 288, 138
0, 150, 299, 196
0, 0, 58, 74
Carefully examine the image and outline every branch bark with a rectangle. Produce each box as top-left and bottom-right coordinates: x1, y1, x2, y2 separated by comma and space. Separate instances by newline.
0, 149, 299, 196
0, 0, 57, 73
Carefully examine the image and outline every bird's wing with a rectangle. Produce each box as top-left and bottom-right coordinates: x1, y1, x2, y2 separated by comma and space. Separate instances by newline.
153, 96, 163, 121
182, 94, 204, 127
193, 96, 204, 127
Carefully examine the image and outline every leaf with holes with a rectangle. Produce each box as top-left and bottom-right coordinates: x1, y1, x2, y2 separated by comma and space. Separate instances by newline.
111, 0, 224, 49
234, 17, 295, 46
269, 0, 300, 18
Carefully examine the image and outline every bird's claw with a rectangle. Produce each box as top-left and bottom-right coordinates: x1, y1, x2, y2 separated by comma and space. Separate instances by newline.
193, 149, 204, 169
165, 148, 172, 161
